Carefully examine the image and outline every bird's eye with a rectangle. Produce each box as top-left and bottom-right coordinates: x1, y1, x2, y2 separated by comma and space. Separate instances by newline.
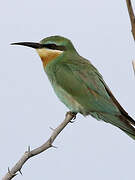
44, 43, 66, 51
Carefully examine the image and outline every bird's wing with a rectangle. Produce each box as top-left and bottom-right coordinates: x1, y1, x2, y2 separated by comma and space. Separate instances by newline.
67, 58, 135, 133
101, 80, 135, 125
54, 58, 135, 137
65, 58, 126, 110
54, 59, 120, 115
65, 57, 135, 122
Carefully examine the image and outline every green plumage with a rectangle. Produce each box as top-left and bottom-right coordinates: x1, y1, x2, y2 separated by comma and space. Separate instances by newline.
42, 36, 135, 140
12, 36, 135, 140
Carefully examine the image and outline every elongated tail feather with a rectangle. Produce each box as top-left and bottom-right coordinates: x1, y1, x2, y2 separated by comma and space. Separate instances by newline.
119, 129, 135, 140
91, 112, 135, 140
118, 115, 135, 140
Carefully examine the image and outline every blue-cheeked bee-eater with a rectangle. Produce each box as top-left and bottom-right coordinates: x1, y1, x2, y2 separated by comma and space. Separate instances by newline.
11, 36, 135, 140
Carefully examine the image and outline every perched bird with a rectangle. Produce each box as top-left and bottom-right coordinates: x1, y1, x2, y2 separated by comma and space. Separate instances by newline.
11, 36, 135, 140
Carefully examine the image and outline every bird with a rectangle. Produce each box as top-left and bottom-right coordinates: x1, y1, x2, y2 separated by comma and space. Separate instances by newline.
11, 35, 135, 140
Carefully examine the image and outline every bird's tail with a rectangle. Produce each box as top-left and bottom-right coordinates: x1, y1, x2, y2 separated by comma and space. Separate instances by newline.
98, 113, 135, 140
120, 129, 135, 140
117, 115, 135, 140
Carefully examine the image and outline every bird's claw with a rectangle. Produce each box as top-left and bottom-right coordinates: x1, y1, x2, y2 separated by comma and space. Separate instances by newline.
66, 111, 77, 121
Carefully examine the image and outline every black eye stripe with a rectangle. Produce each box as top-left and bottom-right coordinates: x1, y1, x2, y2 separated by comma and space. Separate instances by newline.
44, 43, 66, 51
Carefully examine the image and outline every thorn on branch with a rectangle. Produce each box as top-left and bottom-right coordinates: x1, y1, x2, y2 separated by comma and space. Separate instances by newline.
70, 120, 76, 123
25, 146, 31, 156
49, 127, 55, 131
28, 146, 31, 153
19, 169, 23, 176
51, 145, 58, 149
49, 137, 58, 148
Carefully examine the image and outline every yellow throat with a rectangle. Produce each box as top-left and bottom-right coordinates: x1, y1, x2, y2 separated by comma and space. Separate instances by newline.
36, 48, 63, 67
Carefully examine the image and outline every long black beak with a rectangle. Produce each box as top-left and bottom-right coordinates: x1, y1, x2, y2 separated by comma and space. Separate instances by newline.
11, 42, 45, 49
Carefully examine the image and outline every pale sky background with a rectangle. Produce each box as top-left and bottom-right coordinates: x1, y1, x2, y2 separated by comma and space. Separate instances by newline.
1, 0, 135, 179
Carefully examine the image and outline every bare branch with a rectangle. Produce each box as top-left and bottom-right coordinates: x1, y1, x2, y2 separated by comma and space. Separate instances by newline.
132, 60, 135, 74
126, 0, 135, 40
126, 0, 135, 73
2, 112, 76, 180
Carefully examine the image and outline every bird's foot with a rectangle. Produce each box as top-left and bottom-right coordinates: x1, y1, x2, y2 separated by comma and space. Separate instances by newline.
66, 111, 77, 123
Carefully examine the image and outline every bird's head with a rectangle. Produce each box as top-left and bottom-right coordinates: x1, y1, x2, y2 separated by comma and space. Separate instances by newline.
11, 36, 77, 67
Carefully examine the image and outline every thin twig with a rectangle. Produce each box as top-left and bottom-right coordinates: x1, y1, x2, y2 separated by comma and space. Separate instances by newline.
126, 0, 135, 73
132, 60, 135, 74
126, 0, 135, 40
2, 112, 76, 180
